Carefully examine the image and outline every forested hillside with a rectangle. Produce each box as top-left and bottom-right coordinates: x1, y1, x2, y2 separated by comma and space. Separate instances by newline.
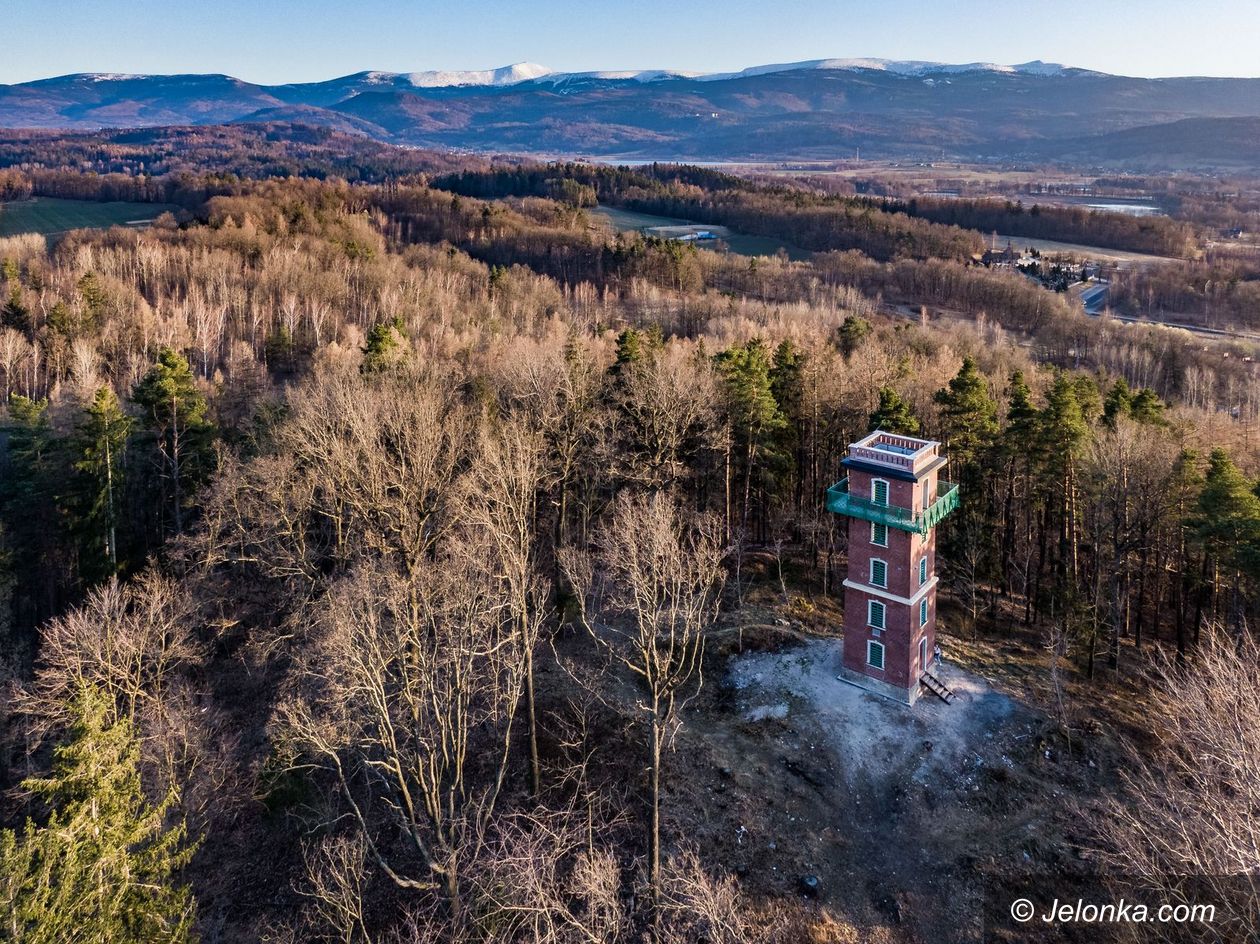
1, 163, 1258, 942
5, 64, 1260, 167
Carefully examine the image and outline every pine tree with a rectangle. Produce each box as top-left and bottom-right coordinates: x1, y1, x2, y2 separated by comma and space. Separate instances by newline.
1129, 388, 1166, 425
770, 339, 805, 510
934, 358, 1000, 619
837, 315, 871, 359
868, 387, 920, 435
69, 387, 134, 581
77, 271, 108, 328
131, 348, 214, 534
1195, 449, 1260, 633
2, 286, 30, 332
1040, 373, 1091, 609
1, 395, 68, 627
715, 339, 787, 539
611, 325, 662, 377
360, 317, 408, 374
1168, 449, 1204, 655
1102, 378, 1132, 428
612, 326, 646, 376
1070, 375, 1102, 425
0, 688, 197, 943
933, 356, 999, 479
1004, 370, 1041, 458
998, 370, 1043, 619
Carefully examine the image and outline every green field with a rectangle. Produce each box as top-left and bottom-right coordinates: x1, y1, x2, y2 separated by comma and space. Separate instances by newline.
0, 197, 181, 238
590, 205, 810, 261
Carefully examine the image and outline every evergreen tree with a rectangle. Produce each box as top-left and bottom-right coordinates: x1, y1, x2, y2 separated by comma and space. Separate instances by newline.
612, 326, 645, 376
2, 286, 30, 332
1129, 388, 1166, 425
837, 315, 871, 359
933, 358, 1001, 613
1168, 449, 1204, 655
1004, 370, 1041, 458
1040, 373, 1091, 603
0, 395, 68, 628
769, 339, 806, 512
131, 348, 214, 534
933, 356, 999, 478
360, 316, 408, 374
769, 339, 804, 421
611, 325, 662, 377
1102, 380, 1163, 429
868, 387, 920, 435
1070, 375, 1102, 425
77, 271, 108, 328
0, 520, 16, 660
69, 387, 134, 581
0, 688, 197, 943
997, 370, 1044, 620
1195, 449, 1260, 631
1102, 378, 1132, 428
715, 339, 787, 537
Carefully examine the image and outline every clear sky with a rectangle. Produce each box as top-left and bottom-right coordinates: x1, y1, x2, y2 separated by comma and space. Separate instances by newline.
4, 0, 1258, 84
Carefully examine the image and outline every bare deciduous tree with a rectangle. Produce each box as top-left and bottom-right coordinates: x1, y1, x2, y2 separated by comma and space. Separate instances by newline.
299, 833, 374, 944
464, 805, 628, 944
562, 493, 726, 897
198, 368, 471, 603
1096, 629, 1260, 939
657, 850, 750, 944
25, 569, 199, 734
461, 417, 550, 797
282, 551, 525, 927
603, 344, 721, 494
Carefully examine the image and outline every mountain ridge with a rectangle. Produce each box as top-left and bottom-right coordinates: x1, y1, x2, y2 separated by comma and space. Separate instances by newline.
4, 57, 1090, 93
3, 60, 1260, 167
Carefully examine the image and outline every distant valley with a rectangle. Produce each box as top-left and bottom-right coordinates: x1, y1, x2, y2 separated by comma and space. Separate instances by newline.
3, 59, 1260, 167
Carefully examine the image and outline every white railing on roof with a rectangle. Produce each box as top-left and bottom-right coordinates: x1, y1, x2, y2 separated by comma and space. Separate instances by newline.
849, 444, 915, 470
850, 430, 940, 472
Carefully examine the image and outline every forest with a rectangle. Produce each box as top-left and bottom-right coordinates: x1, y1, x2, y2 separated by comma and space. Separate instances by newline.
877, 194, 1199, 258
1, 154, 1259, 942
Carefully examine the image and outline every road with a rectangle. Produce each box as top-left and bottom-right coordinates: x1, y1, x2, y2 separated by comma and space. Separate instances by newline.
888, 285, 1260, 345
1073, 280, 1260, 341
1079, 282, 1109, 315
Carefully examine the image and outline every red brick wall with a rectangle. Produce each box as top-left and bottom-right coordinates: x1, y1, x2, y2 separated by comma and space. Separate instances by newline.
842, 465, 940, 693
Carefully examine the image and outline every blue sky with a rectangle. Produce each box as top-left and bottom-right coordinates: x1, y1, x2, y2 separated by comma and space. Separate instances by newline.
5, 0, 1258, 84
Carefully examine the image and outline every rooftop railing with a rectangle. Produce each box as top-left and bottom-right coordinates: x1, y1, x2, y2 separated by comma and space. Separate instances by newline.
825, 477, 960, 534
847, 431, 942, 473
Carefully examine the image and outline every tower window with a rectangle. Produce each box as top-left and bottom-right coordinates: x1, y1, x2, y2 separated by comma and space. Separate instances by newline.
870, 558, 887, 588
868, 600, 885, 630
871, 522, 888, 547
867, 640, 885, 669
919, 556, 928, 586
871, 478, 889, 506
919, 598, 929, 627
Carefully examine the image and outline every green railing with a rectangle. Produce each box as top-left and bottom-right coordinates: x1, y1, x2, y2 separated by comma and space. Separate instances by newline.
825, 477, 959, 534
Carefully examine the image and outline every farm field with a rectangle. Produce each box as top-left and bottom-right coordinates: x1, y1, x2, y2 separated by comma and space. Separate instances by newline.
0, 197, 180, 238
990, 232, 1177, 265
591, 204, 811, 261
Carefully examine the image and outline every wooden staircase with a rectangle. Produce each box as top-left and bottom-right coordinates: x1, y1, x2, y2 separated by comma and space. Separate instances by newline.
920, 670, 957, 704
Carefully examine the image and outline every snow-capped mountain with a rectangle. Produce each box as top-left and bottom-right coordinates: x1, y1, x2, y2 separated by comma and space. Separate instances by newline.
696, 58, 1074, 81
329, 58, 1077, 89
4, 58, 1260, 167
372, 63, 554, 88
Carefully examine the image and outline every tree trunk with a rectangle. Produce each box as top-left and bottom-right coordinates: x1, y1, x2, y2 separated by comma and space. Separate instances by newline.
525, 641, 541, 797
648, 711, 663, 901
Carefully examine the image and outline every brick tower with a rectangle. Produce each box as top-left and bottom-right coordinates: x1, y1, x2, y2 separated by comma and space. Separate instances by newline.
826, 431, 959, 704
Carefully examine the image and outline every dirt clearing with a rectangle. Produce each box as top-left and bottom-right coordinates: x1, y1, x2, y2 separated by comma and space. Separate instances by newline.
667, 631, 1108, 942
